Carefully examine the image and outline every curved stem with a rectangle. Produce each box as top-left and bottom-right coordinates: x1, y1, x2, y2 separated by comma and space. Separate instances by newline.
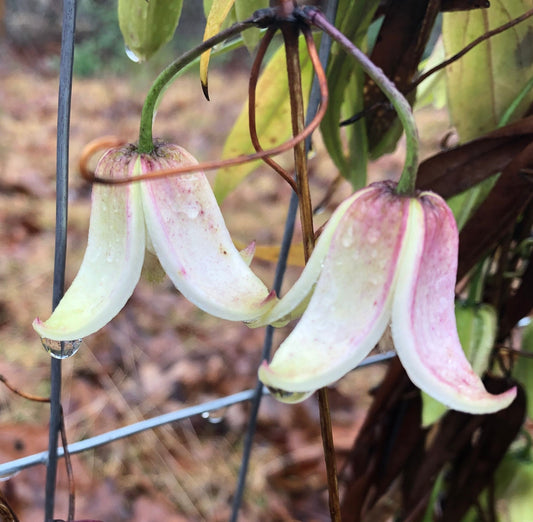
248, 26, 297, 191
305, 7, 419, 195
138, 18, 256, 153
86, 72, 328, 186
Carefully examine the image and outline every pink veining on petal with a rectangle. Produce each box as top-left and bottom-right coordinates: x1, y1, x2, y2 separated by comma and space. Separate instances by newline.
141, 144, 275, 322
259, 182, 410, 393
392, 193, 516, 414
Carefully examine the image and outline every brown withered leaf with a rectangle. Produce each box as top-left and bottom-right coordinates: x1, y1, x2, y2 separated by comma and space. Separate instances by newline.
402, 377, 524, 522
340, 359, 426, 521
440, 0, 490, 11
457, 141, 533, 278
0, 488, 19, 522
416, 115, 533, 198
364, 0, 441, 147
439, 377, 526, 521
498, 236, 533, 340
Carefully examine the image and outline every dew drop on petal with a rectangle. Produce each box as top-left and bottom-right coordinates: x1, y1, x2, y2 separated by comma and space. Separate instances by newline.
41, 338, 82, 359
180, 201, 201, 219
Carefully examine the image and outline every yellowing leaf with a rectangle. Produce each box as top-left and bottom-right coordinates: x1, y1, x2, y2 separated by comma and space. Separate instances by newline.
443, 1, 533, 141
443, 1, 533, 227
201, 0, 236, 97
214, 36, 313, 202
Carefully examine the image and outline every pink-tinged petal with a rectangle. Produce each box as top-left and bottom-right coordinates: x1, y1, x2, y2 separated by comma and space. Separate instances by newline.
259, 182, 410, 398
141, 144, 276, 321
33, 146, 145, 340
251, 189, 364, 329
392, 194, 516, 414
239, 241, 256, 266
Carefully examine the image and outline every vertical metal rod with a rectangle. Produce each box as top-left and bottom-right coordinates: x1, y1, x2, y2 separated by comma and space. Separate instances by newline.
229, 2, 338, 519
45, 0, 77, 520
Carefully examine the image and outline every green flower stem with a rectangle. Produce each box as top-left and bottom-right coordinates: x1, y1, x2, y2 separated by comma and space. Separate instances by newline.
138, 19, 256, 154
304, 7, 419, 195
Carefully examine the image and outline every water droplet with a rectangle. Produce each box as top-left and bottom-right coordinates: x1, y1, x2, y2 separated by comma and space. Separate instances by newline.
265, 385, 313, 404
367, 228, 380, 244
201, 408, 227, 424
180, 202, 201, 219
341, 226, 355, 248
125, 45, 142, 63
106, 254, 114, 263
0, 470, 20, 482
41, 338, 82, 359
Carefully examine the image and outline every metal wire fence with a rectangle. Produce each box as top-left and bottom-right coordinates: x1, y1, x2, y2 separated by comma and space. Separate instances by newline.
0, 1, 395, 520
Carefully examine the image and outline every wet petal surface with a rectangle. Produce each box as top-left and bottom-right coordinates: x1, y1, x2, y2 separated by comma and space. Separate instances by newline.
391, 194, 516, 414
259, 184, 409, 396
142, 145, 276, 322
33, 147, 145, 340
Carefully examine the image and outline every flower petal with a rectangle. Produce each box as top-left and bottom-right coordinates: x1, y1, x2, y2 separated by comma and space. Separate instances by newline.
33, 147, 145, 340
259, 183, 410, 398
250, 189, 361, 328
141, 144, 276, 321
391, 193, 516, 414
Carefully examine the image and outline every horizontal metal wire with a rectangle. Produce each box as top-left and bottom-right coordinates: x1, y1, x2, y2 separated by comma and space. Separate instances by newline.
0, 351, 395, 478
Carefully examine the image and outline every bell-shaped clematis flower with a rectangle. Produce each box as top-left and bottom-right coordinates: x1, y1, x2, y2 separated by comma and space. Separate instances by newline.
33, 142, 276, 341
257, 181, 516, 414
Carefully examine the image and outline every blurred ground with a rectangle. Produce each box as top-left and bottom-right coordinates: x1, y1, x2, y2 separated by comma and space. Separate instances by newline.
0, 38, 450, 521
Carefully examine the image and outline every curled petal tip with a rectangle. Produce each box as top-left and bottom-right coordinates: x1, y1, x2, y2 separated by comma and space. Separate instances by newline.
392, 195, 516, 414
263, 289, 278, 304
259, 362, 314, 404
239, 241, 256, 266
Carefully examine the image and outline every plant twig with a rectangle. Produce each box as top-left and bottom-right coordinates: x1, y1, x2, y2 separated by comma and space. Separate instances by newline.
282, 18, 340, 522
282, 21, 314, 258
409, 7, 533, 94
248, 26, 297, 191
137, 18, 257, 153
83, 88, 328, 185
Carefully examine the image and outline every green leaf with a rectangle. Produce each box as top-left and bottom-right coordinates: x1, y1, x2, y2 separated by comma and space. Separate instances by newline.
320, 0, 380, 189
443, 1, 533, 141
442, 1, 533, 226
118, 0, 184, 63
213, 36, 313, 202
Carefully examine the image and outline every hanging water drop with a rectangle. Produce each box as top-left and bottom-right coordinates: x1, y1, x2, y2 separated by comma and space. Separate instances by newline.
125, 45, 142, 63
0, 470, 20, 482
201, 408, 227, 425
41, 338, 82, 359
